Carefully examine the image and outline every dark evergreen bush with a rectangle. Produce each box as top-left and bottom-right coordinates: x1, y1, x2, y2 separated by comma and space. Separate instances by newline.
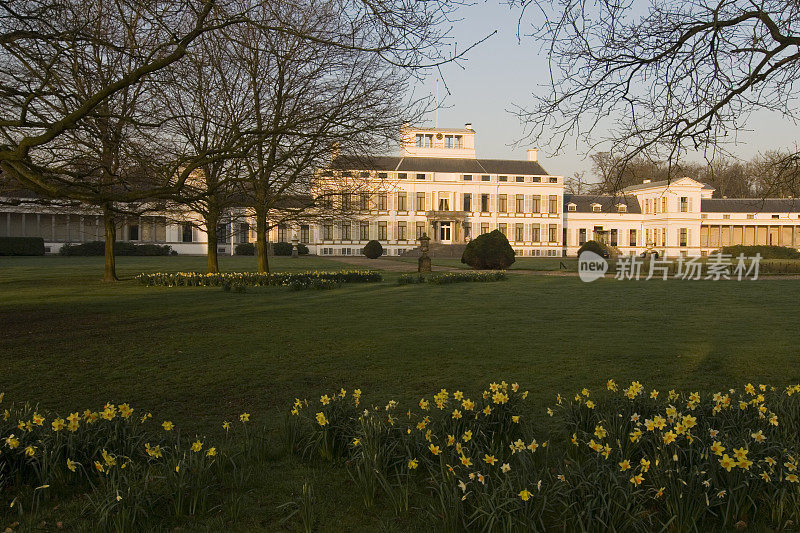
235, 243, 255, 255
59, 241, 172, 256
271, 242, 310, 256
577, 240, 611, 258
460, 230, 515, 269
0, 237, 45, 256
720, 245, 800, 260
363, 240, 383, 259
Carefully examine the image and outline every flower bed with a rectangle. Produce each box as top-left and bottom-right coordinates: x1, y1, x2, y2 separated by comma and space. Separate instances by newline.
135, 270, 382, 287
287, 380, 800, 531
397, 271, 506, 285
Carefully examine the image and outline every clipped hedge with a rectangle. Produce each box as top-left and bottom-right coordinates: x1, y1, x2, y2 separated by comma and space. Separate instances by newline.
273, 242, 310, 256
235, 243, 255, 255
60, 241, 173, 256
398, 271, 507, 285
461, 230, 515, 269
0, 237, 45, 256
136, 270, 382, 287
720, 245, 800, 260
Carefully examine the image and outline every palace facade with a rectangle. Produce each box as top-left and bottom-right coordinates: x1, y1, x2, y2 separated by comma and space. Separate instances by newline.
2, 123, 800, 258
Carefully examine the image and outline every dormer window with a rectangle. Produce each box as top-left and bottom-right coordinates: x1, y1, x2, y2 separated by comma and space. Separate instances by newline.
481, 175, 490, 182
532, 177, 541, 183
499, 175, 507, 182
444, 135, 462, 149
568, 204, 577, 212
592, 204, 602, 213
416, 173, 426, 180
515, 176, 524, 182
462, 174, 472, 181
549, 177, 558, 183
617, 204, 627, 213
415, 134, 433, 148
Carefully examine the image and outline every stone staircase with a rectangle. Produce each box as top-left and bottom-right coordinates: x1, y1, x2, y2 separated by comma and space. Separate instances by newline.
400, 243, 467, 258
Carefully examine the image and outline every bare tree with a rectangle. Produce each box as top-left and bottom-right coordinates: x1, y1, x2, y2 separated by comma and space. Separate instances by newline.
515, 0, 800, 196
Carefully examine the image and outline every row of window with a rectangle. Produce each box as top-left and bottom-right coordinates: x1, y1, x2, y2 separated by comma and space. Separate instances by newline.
329, 171, 557, 183
324, 192, 561, 214
414, 133, 464, 149
317, 221, 561, 243
462, 175, 558, 184
643, 196, 692, 214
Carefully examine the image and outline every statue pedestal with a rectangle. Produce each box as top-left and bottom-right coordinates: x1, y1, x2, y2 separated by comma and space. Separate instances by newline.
418, 256, 431, 272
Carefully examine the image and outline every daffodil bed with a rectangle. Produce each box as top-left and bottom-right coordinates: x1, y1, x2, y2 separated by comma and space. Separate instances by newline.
287, 381, 800, 531
135, 270, 382, 287
397, 271, 506, 285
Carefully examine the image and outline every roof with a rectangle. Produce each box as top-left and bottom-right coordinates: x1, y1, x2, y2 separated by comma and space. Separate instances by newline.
404, 126, 475, 134
622, 178, 714, 192
564, 194, 642, 214
330, 155, 549, 176
701, 198, 800, 213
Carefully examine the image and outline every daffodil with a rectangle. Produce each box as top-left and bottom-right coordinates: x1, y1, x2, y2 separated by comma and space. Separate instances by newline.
51, 418, 65, 431
484, 454, 497, 465
315, 412, 328, 426
518, 489, 532, 501
501, 463, 511, 473
66, 458, 77, 472
630, 474, 644, 485
429, 443, 440, 455
619, 459, 631, 471
239, 413, 250, 422
408, 458, 418, 469
191, 440, 203, 452
162, 421, 174, 431
206, 447, 217, 457
719, 454, 737, 471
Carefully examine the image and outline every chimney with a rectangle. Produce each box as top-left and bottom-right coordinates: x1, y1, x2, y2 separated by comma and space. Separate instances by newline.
464, 123, 473, 130
527, 148, 538, 162
643, 179, 651, 184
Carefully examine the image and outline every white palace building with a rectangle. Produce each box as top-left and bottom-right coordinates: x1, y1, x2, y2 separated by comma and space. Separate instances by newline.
2, 123, 800, 258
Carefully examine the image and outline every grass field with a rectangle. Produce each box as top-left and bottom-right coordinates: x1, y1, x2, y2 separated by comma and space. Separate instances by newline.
2, 255, 800, 530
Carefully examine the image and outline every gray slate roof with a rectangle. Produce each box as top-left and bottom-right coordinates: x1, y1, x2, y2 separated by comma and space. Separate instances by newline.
564, 194, 642, 214
330, 155, 549, 176
701, 198, 800, 213
622, 179, 715, 192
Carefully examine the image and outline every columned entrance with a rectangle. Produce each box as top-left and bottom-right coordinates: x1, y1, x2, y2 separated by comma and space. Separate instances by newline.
439, 222, 452, 244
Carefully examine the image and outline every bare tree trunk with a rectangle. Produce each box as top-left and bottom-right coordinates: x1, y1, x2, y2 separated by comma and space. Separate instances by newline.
255, 209, 269, 273
102, 204, 118, 282
205, 210, 219, 274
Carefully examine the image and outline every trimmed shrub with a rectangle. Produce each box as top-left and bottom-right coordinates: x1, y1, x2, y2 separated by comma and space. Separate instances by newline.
720, 245, 800, 260
461, 230, 515, 269
577, 240, 611, 258
398, 271, 506, 285
272, 242, 310, 256
235, 243, 255, 255
136, 270, 382, 287
0, 237, 45, 256
362, 240, 383, 259
60, 241, 172, 256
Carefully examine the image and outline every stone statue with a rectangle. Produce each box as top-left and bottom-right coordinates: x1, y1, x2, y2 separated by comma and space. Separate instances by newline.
418, 233, 431, 272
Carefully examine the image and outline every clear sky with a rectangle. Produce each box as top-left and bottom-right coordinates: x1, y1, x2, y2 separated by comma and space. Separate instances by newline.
412, 2, 800, 180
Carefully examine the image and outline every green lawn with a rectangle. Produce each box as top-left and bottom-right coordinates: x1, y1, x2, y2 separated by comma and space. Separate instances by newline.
1, 255, 800, 530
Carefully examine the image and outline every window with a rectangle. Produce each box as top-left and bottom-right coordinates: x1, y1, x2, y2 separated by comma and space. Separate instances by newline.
342, 222, 351, 240
398, 173, 407, 179
301, 225, 309, 243
532, 176, 541, 182
444, 135, 462, 149
378, 193, 387, 210
463, 193, 472, 212
532, 195, 541, 213
498, 194, 507, 213
360, 222, 369, 241
499, 223, 507, 236
480, 194, 490, 212
568, 204, 576, 212
772, 214, 780, 219
722, 214, 730, 219
579, 228, 587, 245
378, 221, 387, 241
680, 228, 688, 247
323, 224, 333, 240
548, 224, 558, 242
532, 224, 541, 242
499, 175, 508, 182
701, 214, 708, 219
128, 224, 139, 241
378, 172, 387, 179
610, 229, 618, 246
592, 204, 601, 213
360, 193, 370, 211
415, 173, 426, 180
680, 197, 688, 212
463, 174, 472, 181
397, 192, 407, 211
438, 197, 450, 211
181, 225, 193, 243
397, 221, 407, 240
278, 224, 288, 242
747, 214, 755, 219
618, 204, 627, 213
415, 134, 432, 147
415, 221, 425, 239
514, 223, 524, 242
516, 176, 524, 183
661, 197, 667, 212
464, 224, 471, 239
629, 229, 637, 246
549, 177, 558, 183
341, 194, 351, 211
416, 192, 426, 211
481, 175, 490, 182
481, 223, 489, 235
515, 194, 524, 213
549, 195, 558, 214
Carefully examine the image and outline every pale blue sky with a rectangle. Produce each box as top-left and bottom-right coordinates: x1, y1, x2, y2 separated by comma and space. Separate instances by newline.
415, 2, 800, 180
